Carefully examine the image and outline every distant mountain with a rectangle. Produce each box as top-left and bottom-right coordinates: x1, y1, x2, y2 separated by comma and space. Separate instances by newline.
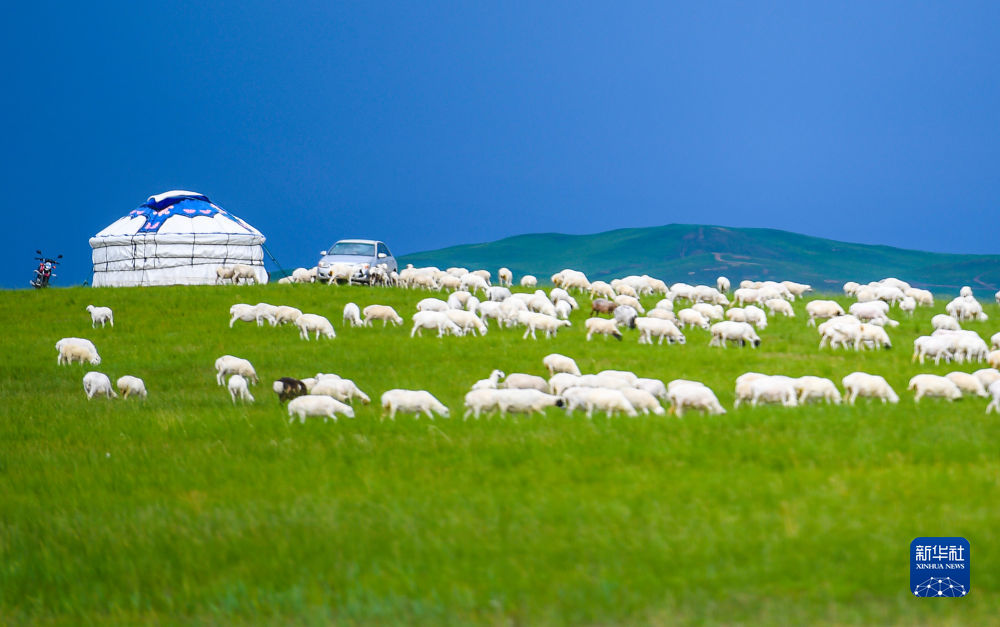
399, 224, 1000, 295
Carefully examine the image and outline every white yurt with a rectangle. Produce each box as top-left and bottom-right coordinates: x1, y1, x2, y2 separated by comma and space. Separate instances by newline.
90, 190, 268, 287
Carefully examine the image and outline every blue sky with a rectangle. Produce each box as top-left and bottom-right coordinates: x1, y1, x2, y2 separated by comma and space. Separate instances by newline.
3, 1, 999, 287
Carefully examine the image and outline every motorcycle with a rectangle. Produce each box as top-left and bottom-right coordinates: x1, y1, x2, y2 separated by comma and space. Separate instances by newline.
31, 250, 62, 288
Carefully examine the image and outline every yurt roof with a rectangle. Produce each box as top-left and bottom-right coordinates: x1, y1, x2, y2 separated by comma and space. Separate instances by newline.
93, 191, 263, 239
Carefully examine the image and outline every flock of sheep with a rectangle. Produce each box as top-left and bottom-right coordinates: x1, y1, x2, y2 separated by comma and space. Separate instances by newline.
55, 265, 1000, 418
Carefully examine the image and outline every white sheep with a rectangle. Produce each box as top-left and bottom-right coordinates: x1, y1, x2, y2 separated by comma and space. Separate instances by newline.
945, 372, 988, 397
742, 305, 768, 330
733, 372, 768, 407
446, 310, 488, 336
750, 377, 798, 407
472, 369, 506, 390
492, 389, 564, 417
380, 389, 450, 420
116, 375, 147, 399
288, 395, 355, 422
86, 305, 114, 328
520, 275, 538, 288
228, 374, 255, 403
912, 335, 956, 365
841, 372, 899, 404
666, 382, 726, 417
229, 303, 258, 328
311, 378, 371, 404
635, 377, 668, 399
793, 376, 841, 405
416, 298, 450, 312
214, 355, 258, 385
291, 267, 314, 283
764, 298, 795, 317
57, 339, 101, 365
274, 306, 303, 325
363, 305, 404, 327
932, 314, 961, 331
543, 353, 581, 376
908, 374, 962, 402
562, 387, 637, 418
295, 313, 336, 340
635, 317, 685, 345
585, 317, 622, 341
411, 311, 462, 337
974, 368, 1000, 390
620, 387, 665, 415
497, 267, 513, 287
459, 273, 489, 294
83, 371, 116, 399
676, 308, 710, 330
716, 276, 731, 293
518, 311, 570, 339
215, 266, 236, 284
691, 303, 722, 321
503, 373, 549, 392
231, 263, 258, 285
899, 296, 916, 316
709, 321, 761, 348
805, 300, 845, 326
343, 303, 364, 328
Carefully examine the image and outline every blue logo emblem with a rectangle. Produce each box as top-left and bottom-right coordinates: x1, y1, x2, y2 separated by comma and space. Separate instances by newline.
911, 537, 969, 597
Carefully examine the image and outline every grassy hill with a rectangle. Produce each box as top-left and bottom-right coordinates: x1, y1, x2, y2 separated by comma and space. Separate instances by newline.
2, 283, 998, 623
400, 224, 1000, 295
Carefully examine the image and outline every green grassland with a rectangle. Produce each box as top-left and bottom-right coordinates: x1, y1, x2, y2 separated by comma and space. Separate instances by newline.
1, 283, 998, 624
399, 224, 1000, 296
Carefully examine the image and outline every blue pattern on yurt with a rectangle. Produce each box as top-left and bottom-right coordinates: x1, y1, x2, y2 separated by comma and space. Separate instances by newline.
127, 192, 251, 233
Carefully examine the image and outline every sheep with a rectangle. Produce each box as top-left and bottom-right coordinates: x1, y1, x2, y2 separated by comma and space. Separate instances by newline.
899, 296, 916, 316
987, 380, 1000, 413
486, 286, 512, 302
620, 387, 665, 415
554, 300, 573, 320
518, 311, 570, 339
793, 376, 841, 405
750, 377, 799, 407
725, 307, 747, 322
635, 317, 685, 345
274, 306, 303, 325
912, 335, 956, 365
228, 374, 255, 403
590, 299, 618, 318
363, 305, 404, 327
503, 373, 549, 392
229, 303, 260, 327
733, 372, 769, 408
906, 288, 934, 307
841, 372, 899, 404
82, 371, 117, 399
214, 355, 258, 385
585, 317, 623, 341
291, 267, 313, 283
492, 389, 564, 417
676, 308, 710, 330
295, 313, 336, 340
842, 281, 860, 296
945, 372, 989, 397
562, 387, 638, 418
589, 281, 615, 300
849, 300, 889, 320
380, 389, 450, 420
215, 265, 236, 284
764, 298, 795, 317
908, 374, 962, 403
805, 300, 845, 326
497, 267, 513, 287
86, 305, 114, 328
543, 353, 581, 377
472, 369, 505, 390
550, 288, 578, 309
852, 324, 892, 351
635, 377, 668, 400
447, 291, 471, 309
273, 377, 307, 403
732, 288, 761, 306
709, 321, 761, 348
666, 382, 726, 417
646, 308, 676, 322
691, 303, 723, 321
613, 305, 639, 329
946, 297, 987, 322
613, 294, 644, 313
459, 273, 489, 294
932, 314, 961, 331
992, 332, 1000, 351
251, 303, 280, 326
287, 395, 355, 422
520, 275, 538, 288
411, 311, 463, 337
462, 389, 502, 419
743, 305, 768, 329
417, 298, 450, 312
446, 309, 488, 336
781, 281, 812, 298
57, 340, 101, 365
231, 263, 258, 285
716, 276, 731, 293
974, 368, 1000, 390
311, 378, 371, 404
527, 294, 557, 316
343, 303, 364, 328
116, 375, 147, 399
992, 351, 1000, 369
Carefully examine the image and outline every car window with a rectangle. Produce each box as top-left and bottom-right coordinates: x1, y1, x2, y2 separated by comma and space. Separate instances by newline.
377, 243, 391, 257
328, 242, 376, 256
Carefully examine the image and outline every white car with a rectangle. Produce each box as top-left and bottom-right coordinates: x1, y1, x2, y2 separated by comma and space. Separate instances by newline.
316, 239, 397, 283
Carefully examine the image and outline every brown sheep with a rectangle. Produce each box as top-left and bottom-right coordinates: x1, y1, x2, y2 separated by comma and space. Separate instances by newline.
590, 298, 618, 317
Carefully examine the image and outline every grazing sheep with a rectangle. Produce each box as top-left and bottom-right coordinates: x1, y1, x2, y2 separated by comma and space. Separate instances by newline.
116, 375, 147, 399
498, 267, 513, 287
311, 378, 371, 404
343, 303, 364, 328
287, 395, 355, 423
362, 304, 404, 327
742, 305, 768, 329
554, 300, 573, 320
492, 389, 565, 417
229, 303, 258, 328
620, 387, 666, 415
273, 377, 307, 404
463, 389, 502, 419
750, 377, 798, 407
543, 353, 581, 377
709, 321, 761, 348
295, 313, 336, 340
635, 317, 685, 345
562, 387, 638, 418
992, 332, 1000, 351
841, 372, 899, 404
472, 369, 506, 390
57, 340, 101, 365
614, 305, 639, 329
86, 305, 114, 328
380, 389, 450, 420
214, 355, 258, 385
645, 308, 676, 322
274, 306, 303, 325
83, 372, 117, 399
231, 264, 258, 285
793, 376, 841, 405
459, 273, 489, 294
932, 314, 961, 331
411, 311, 463, 337
764, 298, 795, 317
716, 276, 731, 293
676, 308, 711, 330
908, 374, 962, 402
446, 310, 488, 336
416, 298, 450, 312
585, 317, 622, 341
805, 300, 845, 326
228, 374, 255, 403
635, 377, 668, 400
291, 267, 314, 283
899, 296, 916, 316
520, 275, 538, 288
974, 368, 1000, 390
666, 382, 726, 417
216, 266, 236, 284
503, 373, 549, 392
912, 335, 956, 365
589, 298, 618, 317
518, 311, 570, 339
945, 372, 989, 397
